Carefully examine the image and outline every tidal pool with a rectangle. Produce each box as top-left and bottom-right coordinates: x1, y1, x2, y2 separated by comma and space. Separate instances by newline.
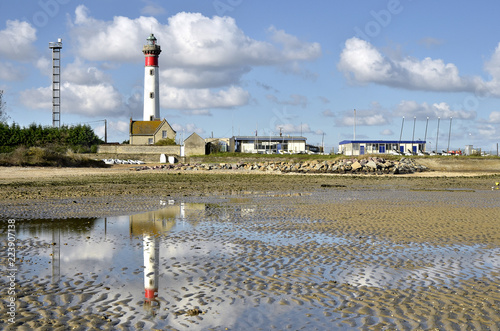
1, 189, 500, 330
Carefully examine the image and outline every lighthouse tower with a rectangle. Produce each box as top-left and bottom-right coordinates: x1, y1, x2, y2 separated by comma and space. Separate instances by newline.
143, 34, 161, 121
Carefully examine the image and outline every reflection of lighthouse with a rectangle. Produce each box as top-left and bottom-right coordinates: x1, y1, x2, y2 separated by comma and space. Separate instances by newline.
143, 33, 161, 121
128, 203, 206, 315
143, 235, 160, 312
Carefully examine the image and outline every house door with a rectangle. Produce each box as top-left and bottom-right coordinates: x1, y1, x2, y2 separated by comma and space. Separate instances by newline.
412, 145, 417, 153
360, 146, 365, 155
379, 145, 386, 153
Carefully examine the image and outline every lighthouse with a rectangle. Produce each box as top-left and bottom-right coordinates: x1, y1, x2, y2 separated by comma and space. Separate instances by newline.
143, 33, 161, 121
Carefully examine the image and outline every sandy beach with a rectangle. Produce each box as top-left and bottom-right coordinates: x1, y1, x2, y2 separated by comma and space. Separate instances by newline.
0, 163, 499, 330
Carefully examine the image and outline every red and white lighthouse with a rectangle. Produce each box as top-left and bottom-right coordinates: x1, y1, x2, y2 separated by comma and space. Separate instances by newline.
142, 33, 161, 121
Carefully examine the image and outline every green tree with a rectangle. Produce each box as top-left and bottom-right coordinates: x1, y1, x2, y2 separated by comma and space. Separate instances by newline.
67, 124, 102, 148
7, 122, 22, 146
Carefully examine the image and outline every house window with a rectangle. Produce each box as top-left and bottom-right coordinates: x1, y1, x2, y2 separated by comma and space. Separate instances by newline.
150, 69, 154, 76
148, 138, 153, 145
150, 92, 154, 99
162, 130, 168, 138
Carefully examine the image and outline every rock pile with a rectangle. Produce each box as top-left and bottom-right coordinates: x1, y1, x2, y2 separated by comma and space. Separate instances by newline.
132, 157, 428, 175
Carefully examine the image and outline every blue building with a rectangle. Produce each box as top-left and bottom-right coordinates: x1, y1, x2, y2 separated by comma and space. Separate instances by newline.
339, 140, 426, 156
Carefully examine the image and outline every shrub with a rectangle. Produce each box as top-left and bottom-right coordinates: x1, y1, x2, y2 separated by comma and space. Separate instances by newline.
0, 146, 107, 167
154, 138, 176, 146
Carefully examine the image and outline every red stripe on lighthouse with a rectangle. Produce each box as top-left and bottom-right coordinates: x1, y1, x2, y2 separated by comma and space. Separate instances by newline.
145, 56, 158, 66
145, 288, 157, 299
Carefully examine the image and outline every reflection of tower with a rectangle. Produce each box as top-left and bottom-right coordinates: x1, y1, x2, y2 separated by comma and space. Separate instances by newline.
143, 235, 160, 311
51, 226, 61, 284
180, 202, 185, 219
142, 33, 161, 121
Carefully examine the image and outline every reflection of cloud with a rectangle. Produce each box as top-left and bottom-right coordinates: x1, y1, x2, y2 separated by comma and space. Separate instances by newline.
60, 240, 115, 263
334, 244, 499, 289
13, 198, 500, 329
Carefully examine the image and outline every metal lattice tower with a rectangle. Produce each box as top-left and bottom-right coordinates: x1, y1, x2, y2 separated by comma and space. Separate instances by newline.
49, 39, 62, 128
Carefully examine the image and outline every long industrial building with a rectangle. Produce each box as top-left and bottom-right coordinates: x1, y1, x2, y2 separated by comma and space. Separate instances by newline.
229, 136, 307, 154
339, 140, 426, 156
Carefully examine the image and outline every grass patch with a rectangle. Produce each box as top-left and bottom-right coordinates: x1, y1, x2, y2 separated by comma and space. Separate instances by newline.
0, 146, 107, 167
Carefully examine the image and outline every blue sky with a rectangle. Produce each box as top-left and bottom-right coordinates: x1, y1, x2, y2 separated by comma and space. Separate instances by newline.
1, 0, 500, 152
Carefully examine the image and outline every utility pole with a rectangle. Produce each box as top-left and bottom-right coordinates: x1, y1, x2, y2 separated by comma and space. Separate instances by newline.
424, 117, 429, 152
399, 116, 405, 153
353, 109, 356, 140
447, 117, 452, 153
435, 117, 440, 153
412, 116, 416, 153
321, 132, 325, 153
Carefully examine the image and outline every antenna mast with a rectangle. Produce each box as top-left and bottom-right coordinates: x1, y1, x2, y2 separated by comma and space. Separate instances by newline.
49, 38, 62, 128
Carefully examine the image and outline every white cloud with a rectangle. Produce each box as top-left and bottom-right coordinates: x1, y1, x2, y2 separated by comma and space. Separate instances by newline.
20, 82, 125, 117
181, 109, 212, 116
318, 96, 330, 104
380, 129, 393, 136
70, 7, 320, 88
0, 20, 37, 61
141, 1, 167, 16
487, 111, 500, 123
172, 123, 204, 136
19, 87, 51, 110
477, 124, 498, 139
267, 94, 308, 108
395, 100, 476, 120
417, 37, 444, 48
337, 37, 474, 92
94, 120, 130, 139
0, 62, 23, 81
21, 7, 322, 118
268, 26, 322, 61
339, 39, 500, 98
273, 122, 318, 135
336, 108, 390, 127
71, 5, 158, 63
65, 59, 112, 85
475, 42, 500, 97
35, 57, 51, 76
483, 43, 500, 79
161, 85, 249, 110
161, 67, 250, 89
322, 110, 335, 117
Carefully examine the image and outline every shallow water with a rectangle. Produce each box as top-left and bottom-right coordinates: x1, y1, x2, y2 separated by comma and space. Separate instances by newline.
1, 189, 500, 330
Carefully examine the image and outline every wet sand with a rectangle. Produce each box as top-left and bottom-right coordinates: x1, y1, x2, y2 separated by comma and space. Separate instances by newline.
0, 166, 499, 330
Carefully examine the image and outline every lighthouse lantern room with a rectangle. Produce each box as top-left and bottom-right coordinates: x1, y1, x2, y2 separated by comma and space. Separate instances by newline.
143, 33, 161, 121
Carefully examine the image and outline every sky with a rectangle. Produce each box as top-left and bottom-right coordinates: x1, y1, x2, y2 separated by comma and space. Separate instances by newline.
1, 0, 500, 153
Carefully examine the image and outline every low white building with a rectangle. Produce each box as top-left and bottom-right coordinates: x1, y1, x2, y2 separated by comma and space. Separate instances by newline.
339, 140, 426, 156
230, 136, 307, 154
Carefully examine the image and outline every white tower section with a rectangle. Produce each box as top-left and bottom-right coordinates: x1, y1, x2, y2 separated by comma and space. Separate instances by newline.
143, 34, 161, 121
